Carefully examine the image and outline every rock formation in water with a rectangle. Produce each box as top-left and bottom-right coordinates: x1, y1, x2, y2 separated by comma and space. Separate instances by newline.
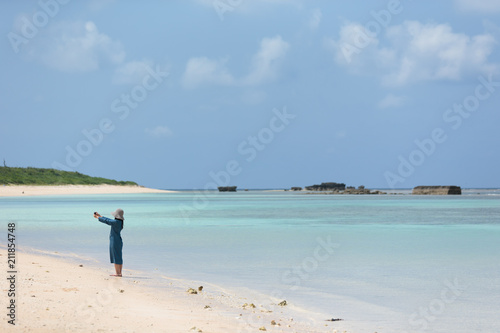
305, 182, 346, 191
218, 186, 237, 192
412, 186, 462, 195
302, 183, 386, 194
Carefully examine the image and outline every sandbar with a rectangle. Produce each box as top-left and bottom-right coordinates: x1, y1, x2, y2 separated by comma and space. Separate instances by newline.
0, 185, 175, 197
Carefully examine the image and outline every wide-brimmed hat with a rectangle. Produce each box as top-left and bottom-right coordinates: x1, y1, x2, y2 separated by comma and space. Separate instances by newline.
111, 208, 124, 220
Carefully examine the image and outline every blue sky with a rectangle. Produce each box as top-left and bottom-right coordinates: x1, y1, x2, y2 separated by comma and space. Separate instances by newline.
1, 0, 499, 189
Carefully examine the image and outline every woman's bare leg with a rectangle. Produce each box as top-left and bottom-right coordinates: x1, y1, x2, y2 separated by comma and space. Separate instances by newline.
112, 264, 122, 277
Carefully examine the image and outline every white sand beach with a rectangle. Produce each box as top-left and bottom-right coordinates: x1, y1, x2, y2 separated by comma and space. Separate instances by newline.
0, 185, 175, 197
0, 250, 349, 333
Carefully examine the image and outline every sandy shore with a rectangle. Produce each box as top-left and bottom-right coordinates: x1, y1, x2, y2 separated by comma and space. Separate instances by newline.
0, 250, 350, 333
0, 185, 175, 197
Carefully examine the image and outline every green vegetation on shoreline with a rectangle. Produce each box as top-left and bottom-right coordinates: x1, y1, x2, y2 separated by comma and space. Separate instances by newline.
0, 167, 138, 186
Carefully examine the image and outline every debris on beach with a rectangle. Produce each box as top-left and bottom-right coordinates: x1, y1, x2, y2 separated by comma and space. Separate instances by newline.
278, 300, 287, 306
271, 320, 280, 326
325, 318, 343, 321
187, 288, 198, 294
198, 286, 203, 292
204, 305, 211, 309
79, 264, 83, 267
242, 303, 256, 308
258, 327, 267, 331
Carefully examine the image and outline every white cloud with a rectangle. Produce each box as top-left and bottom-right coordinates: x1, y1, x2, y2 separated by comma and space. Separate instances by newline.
181, 57, 235, 89
378, 94, 405, 109
145, 126, 173, 139
33, 21, 125, 72
182, 35, 289, 89
242, 35, 290, 85
113, 60, 153, 85
456, 0, 500, 13
324, 22, 379, 67
309, 8, 322, 30
327, 20, 498, 86
383, 21, 498, 86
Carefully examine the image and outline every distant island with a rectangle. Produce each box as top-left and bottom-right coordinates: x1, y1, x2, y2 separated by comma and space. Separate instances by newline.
0, 166, 138, 186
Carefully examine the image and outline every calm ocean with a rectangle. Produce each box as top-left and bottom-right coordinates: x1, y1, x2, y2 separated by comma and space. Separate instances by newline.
1, 189, 499, 332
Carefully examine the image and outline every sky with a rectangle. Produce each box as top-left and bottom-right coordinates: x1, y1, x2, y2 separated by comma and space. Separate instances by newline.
1, 0, 499, 189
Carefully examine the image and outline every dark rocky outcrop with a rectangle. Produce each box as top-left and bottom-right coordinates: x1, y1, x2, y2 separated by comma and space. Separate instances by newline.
343, 187, 386, 195
303, 182, 386, 195
218, 186, 237, 192
305, 182, 346, 191
290, 187, 302, 191
412, 186, 461, 195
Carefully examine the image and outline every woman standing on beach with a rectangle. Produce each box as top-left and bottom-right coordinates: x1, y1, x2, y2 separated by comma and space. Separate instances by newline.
93, 209, 124, 277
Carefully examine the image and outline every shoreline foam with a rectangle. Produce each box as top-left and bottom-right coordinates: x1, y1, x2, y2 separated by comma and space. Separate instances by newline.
0, 184, 175, 197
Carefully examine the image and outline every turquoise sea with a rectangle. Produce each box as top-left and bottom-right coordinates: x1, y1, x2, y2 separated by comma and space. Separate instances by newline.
1, 189, 499, 332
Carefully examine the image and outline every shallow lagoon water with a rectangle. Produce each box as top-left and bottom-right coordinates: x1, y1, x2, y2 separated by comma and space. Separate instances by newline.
1, 190, 499, 332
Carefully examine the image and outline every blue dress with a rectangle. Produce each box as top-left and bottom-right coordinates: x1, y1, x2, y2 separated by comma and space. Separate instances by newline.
98, 217, 123, 265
